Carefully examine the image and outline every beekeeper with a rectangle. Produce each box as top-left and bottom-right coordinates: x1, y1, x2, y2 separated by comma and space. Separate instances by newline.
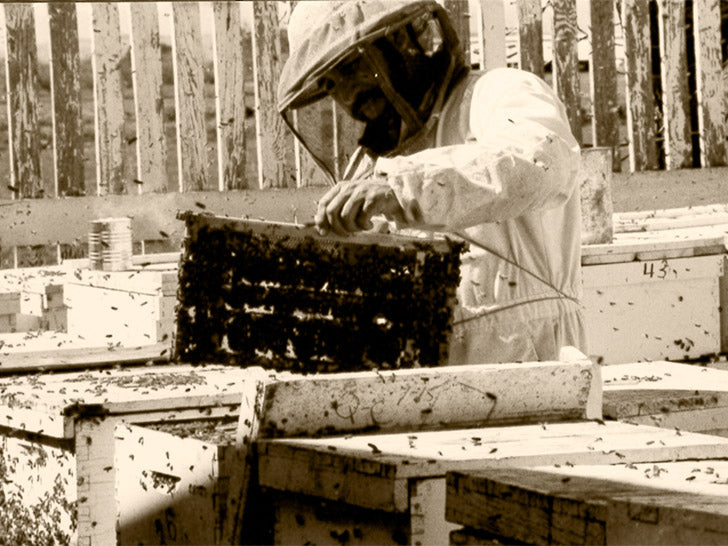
277, 0, 587, 364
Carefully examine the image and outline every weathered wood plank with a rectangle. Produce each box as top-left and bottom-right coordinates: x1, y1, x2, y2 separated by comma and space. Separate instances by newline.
477, 0, 507, 70
517, 0, 545, 78
252, 1, 295, 188
213, 2, 248, 190
603, 361, 728, 435
552, 0, 582, 142
589, 0, 620, 165
91, 2, 126, 195
3, 3, 43, 198
446, 462, 728, 546
258, 421, 728, 513
657, 0, 692, 169
445, 0, 471, 65
622, 0, 659, 171
129, 2, 169, 193
115, 423, 237, 545
90, 3, 126, 196
693, 0, 727, 167
171, 2, 209, 192
223, 368, 268, 545
48, 3, 85, 197
259, 360, 601, 438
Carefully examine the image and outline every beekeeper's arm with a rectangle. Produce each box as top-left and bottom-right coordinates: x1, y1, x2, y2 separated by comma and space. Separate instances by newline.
315, 68, 581, 234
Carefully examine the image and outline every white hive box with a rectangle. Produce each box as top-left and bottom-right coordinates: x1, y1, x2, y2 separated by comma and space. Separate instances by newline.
581, 225, 726, 364
0, 364, 258, 545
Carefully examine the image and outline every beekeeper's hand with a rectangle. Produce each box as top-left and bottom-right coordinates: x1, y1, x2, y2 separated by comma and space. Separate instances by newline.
315, 178, 408, 236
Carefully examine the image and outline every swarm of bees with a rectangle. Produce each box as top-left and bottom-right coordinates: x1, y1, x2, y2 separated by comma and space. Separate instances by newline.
174, 213, 464, 373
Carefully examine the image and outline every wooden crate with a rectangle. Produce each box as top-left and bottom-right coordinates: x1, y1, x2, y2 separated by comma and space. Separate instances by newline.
0, 291, 44, 332
115, 356, 600, 545
446, 460, 728, 545
258, 421, 728, 545
114, 421, 239, 545
0, 364, 265, 545
581, 226, 726, 364
602, 361, 728, 436
44, 269, 178, 346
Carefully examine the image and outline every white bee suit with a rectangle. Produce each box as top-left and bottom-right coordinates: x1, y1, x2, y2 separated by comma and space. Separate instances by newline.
373, 67, 588, 364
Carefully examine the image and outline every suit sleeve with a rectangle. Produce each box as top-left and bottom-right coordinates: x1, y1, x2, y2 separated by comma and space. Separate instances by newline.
375, 68, 582, 230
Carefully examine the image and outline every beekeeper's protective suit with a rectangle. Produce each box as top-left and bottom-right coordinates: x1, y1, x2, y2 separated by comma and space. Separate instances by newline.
278, 0, 588, 364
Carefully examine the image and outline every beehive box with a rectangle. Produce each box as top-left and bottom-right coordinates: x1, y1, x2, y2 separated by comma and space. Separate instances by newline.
174, 213, 464, 372
581, 226, 726, 364
446, 461, 728, 545
0, 364, 264, 545
112, 356, 600, 545
44, 269, 178, 346
602, 361, 728, 436
114, 421, 239, 545
258, 422, 728, 546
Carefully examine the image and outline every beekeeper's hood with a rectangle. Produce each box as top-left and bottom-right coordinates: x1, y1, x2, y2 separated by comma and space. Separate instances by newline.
278, 0, 464, 182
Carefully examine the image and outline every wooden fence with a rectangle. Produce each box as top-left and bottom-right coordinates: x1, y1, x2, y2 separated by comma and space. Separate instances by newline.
0, 0, 726, 268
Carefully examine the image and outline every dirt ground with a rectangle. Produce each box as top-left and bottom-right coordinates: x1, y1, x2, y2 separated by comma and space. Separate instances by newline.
611, 166, 728, 213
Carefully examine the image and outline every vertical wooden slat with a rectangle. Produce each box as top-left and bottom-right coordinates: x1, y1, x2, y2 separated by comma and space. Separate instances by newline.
589, 0, 620, 167
129, 2, 169, 193
48, 3, 85, 197
478, 0, 507, 70
552, 0, 582, 143
445, 0, 471, 66
3, 4, 42, 198
212, 2, 247, 190
517, 0, 545, 78
621, 0, 659, 171
657, 0, 692, 169
171, 2, 209, 192
252, 1, 295, 189
693, 0, 726, 166
91, 3, 126, 195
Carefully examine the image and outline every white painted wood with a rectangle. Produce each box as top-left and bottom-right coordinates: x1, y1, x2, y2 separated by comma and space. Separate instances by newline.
477, 0, 506, 70
223, 367, 269, 545
0, 363, 276, 545
212, 2, 248, 190
258, 421, 728, 513
260, 360, 600, 438
657, 0, 692, 170
621, 0, 659, 171
410, 477, 458, 546
116, 423, 236, 545
692, 0, 727, 167
171, 2, 208, 192
91, 2, 126, 195
602, 361, 728, 434
583, 254, 722, 364
581, 226, 727, 265
129, 2, 169, 194
0, 364, 272, 438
